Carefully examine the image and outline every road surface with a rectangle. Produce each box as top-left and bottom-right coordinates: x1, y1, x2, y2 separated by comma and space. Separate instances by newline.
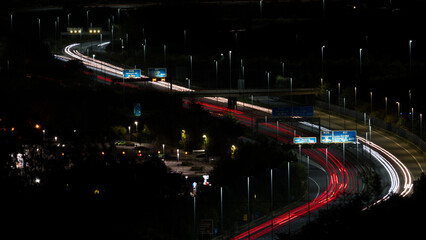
59, 42, 422, 239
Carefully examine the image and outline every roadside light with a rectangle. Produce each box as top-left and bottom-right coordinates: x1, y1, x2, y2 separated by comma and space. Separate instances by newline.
101, 151, 105, 155
231, 145, 237, 159
122, 151, 126, 155
61, 152, 65, 156
35, 124, 40, 129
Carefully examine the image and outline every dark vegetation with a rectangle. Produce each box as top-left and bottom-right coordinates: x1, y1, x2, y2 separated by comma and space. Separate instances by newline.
0, 33, 299, 239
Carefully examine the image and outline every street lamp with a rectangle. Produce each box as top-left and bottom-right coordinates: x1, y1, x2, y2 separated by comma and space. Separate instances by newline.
229, 51, 232, 89
354, 87, 357, 108
214, 60, 218, 89
163, 44, 167, 67
266, 71, 271, 106
37, 18, 41, 40
328, 90, 331, 128
162, 144, 165, 159
359, 48, 363, 76
321, 45, 325, 77
338, 83, 341, 104
385, 97, 388, 115
396, 102, 401, 118
189, 55, 193, 79
86, 10, 90, 29
409, 40, 412, 73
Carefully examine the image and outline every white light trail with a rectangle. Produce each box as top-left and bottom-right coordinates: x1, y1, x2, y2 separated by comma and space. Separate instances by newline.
62, 42, 412, 207
300, 120, 412, 202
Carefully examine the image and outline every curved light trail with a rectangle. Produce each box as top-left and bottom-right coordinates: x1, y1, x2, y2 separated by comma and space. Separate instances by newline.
61, 42, 413, 239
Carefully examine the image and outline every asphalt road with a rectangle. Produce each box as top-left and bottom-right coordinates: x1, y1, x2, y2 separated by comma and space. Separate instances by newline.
315, 108, 425, 183
60, 41, 425, 239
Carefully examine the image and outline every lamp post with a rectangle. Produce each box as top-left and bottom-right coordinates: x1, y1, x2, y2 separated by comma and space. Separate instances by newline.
163, 44, 166, 67
328, 90, 331, 129
183, 29, 187, 54
321, 45, 325, 77
396, 102, 401, 118
270, 168, 274, 238
359, 48, 363, 76
220, 186, 223, 233
214, 60, 218, 89
247, 176, 250, 226
86, 10, 90, 29
409, 40, 412, 74
338, 83, 341, 104
10, 13, 13, 33
162, 144, 165, 160
189, 55, 193, 79
37, 18, 41, 40
354, 87, 357, 108
186, 78, 191, 90
385, 97, 388, 115
266, 71, 271, 106
229, 51, 232, 89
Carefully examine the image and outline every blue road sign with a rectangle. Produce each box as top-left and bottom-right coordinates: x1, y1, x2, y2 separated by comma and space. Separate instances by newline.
123, 69, 141, 79
148, 68, 167, 78
321, 130, 357, 144
272, 106, 314, 117
134, 103, 141, 116
294, 137, 317, 144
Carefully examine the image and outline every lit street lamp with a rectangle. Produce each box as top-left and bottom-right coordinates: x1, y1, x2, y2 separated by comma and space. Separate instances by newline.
321, 45, 325, 77
359, 48, 363, 75
229, 51, 232, 89
409, 40, 413, 73
396, 102, 401, 118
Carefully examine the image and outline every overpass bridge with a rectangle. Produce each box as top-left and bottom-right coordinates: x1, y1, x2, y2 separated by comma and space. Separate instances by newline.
148, 82, 319, 109
173, 88, 319, 97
